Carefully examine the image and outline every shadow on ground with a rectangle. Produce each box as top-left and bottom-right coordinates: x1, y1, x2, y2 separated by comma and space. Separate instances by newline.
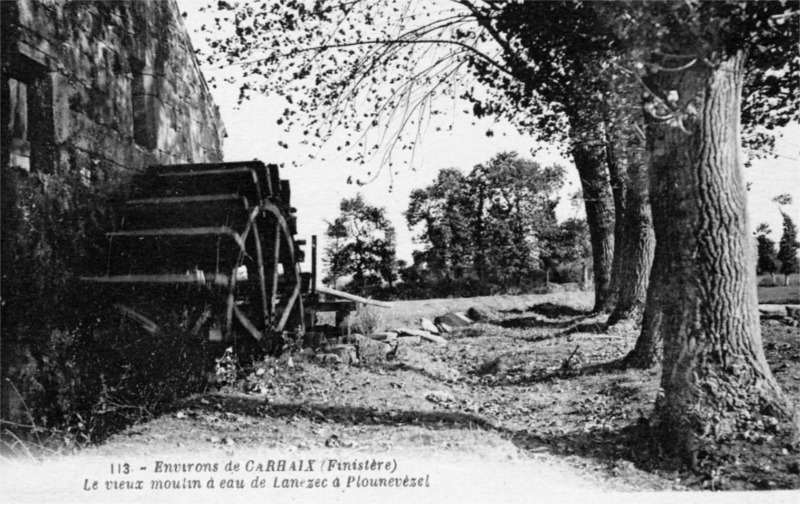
527, 303, 592, 318
493, 316, 577, 330
490, 303, 604, 336
174, 391, 678, 490
180, 394, 499, 431
473, 357, 632, 386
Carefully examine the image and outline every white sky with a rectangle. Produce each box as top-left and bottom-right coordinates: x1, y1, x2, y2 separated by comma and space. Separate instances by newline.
177, 1, 800, 268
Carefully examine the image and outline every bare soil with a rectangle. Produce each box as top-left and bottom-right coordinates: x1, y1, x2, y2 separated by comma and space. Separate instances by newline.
3, 289, 798, 502
65, 289, 800, 495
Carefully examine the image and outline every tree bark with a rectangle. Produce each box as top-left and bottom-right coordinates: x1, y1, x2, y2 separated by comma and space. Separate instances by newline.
605, 129, 628, 315
623, 258, 664, 368
570, 121, 616, 313
645, 51, 792, 463
607, 151, 655, 327
623, 197, 666, 369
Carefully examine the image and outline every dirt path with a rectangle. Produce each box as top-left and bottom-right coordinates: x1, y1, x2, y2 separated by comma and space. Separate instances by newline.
3, 290, 799, 502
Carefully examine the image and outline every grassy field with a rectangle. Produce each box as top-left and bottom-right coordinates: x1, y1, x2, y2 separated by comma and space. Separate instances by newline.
378, 288, 593, 329
757, 273, 800, 304
375, 279, 798, 325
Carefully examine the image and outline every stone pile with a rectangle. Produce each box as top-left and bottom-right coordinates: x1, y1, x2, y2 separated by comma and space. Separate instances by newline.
759, 304, 800, 327
311, 311, 479, 365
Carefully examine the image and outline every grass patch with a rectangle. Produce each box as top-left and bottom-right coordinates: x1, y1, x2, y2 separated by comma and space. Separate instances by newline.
758, 285, 800, 304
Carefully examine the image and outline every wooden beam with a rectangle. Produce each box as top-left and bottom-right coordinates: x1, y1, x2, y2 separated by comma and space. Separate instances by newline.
81, 273, 231, 286
315, 285, 393, 308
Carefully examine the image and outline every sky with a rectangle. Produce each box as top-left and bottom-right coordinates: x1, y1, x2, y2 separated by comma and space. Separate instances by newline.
177, 1, 799, 270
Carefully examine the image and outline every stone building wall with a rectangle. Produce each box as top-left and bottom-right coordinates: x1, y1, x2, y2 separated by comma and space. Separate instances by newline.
2, 0, 225, 175
0, 0, 226, 420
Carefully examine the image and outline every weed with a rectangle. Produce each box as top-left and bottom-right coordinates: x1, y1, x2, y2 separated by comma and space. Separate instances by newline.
211, 347, 240, 389
2, 298, 219, 452
351, 304, 387, 335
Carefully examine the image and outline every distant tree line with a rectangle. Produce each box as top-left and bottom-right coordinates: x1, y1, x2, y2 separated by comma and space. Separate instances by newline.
324, 152, 591, 299
755, 194, 800, 286
322, 194, 397, 296
196, 0, 800, 465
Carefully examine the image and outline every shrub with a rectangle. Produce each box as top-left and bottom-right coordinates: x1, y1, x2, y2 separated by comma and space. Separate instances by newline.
350, 304, 387, 335
2, 289, 225, 450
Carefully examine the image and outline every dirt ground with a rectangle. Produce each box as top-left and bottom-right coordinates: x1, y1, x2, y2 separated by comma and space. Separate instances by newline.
2, 289, 799, 502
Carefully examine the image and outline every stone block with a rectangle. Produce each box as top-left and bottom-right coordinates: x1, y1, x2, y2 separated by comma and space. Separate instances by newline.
68, 113, 95, 152
353, 335, 391, 365
70, 147, 92, 173
396, 327, 434, 338
420, 318, 440, 334
16, 39, 51, 69
326, 344, 357, 365
396, 335, 421, 345
419, 333, 448, 346
17, 0, 35, 26
30, 35, 57, 63
367, 332, 398, 342
318, 353, 342, 365
435, 312, 473, 328
437, 323, 453, 333
55, 147, 72, 175
759, 305, 788, 319
467, 306, 493, 322
131, 73, 155, 97
51, 73, 71, 144
132, 93, 161, 150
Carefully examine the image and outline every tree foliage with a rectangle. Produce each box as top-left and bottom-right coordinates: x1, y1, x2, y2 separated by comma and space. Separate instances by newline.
755, 223, 781, 278
198, 0, 797, 319
199, 0, 800, 464
472, 152, 564, 287
406, 152, 568, 293
321, 217, 348, 289
777, 212, 800, 279
540, 217, 592, 283
323, 194, 397, 295
406, 168, 475, 282
200, 0, 510, 173
595, 1, 799, 161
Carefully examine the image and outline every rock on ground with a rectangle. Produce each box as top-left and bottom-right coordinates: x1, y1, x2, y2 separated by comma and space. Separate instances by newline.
420, 318, 440, 334
760, 304, 788, 319
435, 312, 473, 328
467, 306, 493, 322
419, 333, 448, 346
367, 331, 398, 341
353, 335, 392, 364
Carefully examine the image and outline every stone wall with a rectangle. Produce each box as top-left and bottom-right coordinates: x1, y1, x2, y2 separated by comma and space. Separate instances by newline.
0, 0, 226, 421
2, 0, 225, 174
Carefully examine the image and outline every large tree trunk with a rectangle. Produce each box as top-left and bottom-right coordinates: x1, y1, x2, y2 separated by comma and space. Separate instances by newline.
623, 146, 667, 368
607, 151, 655, 327
604, 129, 628, 315
646, 51, 792, 463
570, 119, 616, 313
623, 204, 666, 368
